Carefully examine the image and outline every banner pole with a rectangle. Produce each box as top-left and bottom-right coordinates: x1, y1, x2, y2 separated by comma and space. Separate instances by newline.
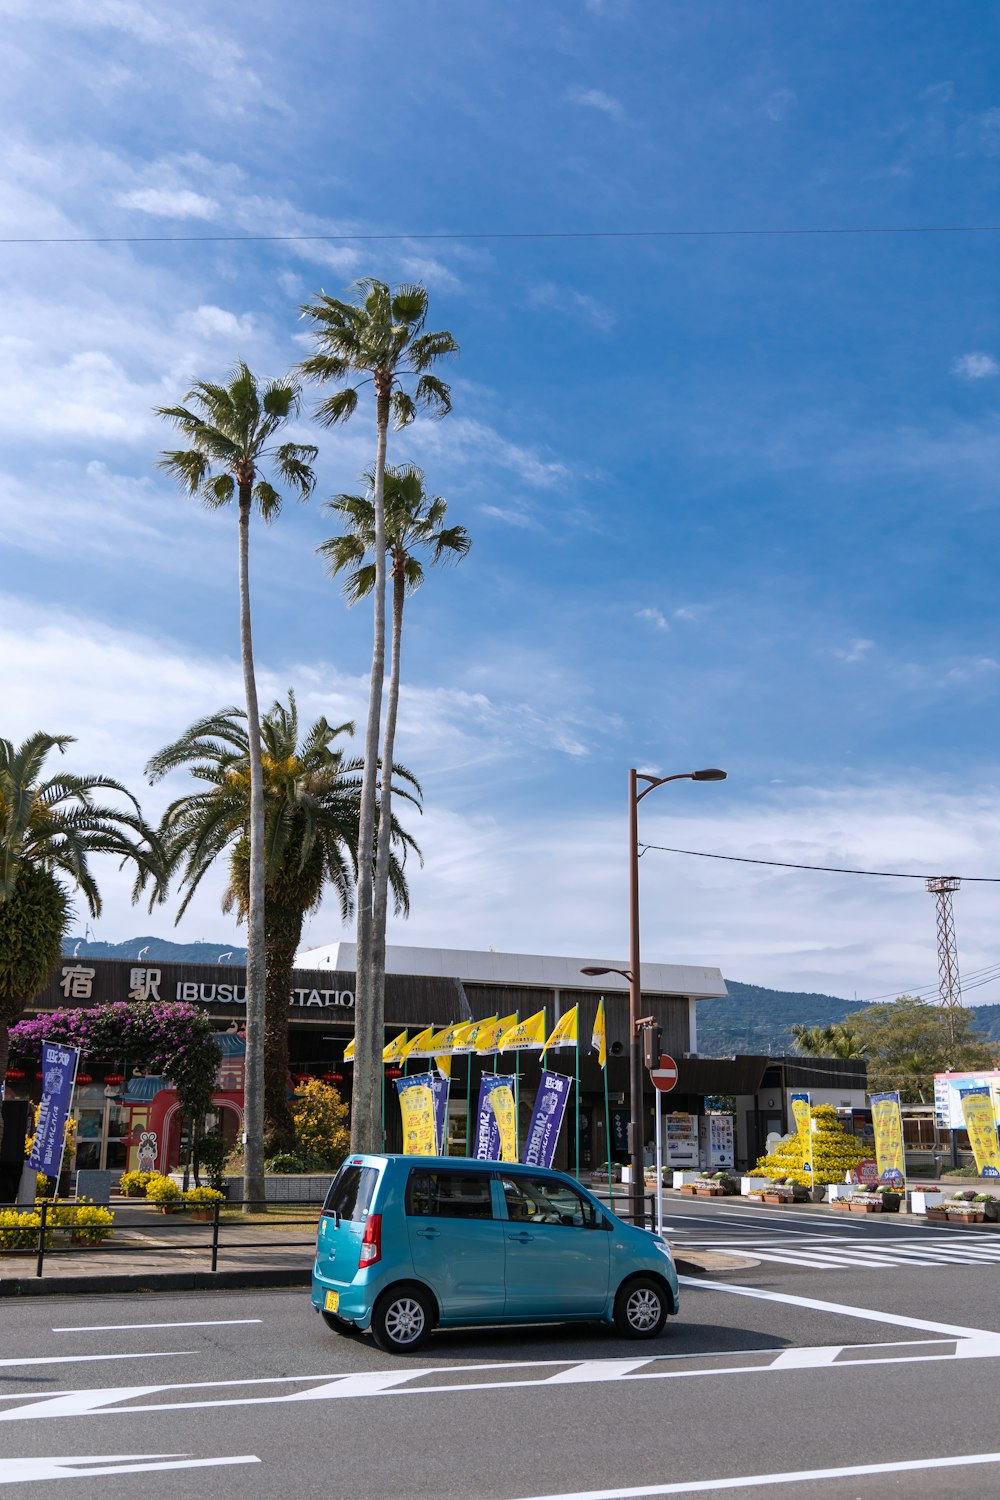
513, 1012, 521, 1158
574, 1026, 580, 1181
465, 1053, 472, 1156
602, 999, 614, 1212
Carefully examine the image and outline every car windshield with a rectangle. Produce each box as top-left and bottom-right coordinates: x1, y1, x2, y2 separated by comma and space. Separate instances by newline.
322, 1163, 379, 1221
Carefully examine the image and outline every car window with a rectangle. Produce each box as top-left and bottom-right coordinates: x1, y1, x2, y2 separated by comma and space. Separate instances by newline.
322, 1163, 379, 1222
406, 1169, 495, 1220
501, 1174, 597, 1228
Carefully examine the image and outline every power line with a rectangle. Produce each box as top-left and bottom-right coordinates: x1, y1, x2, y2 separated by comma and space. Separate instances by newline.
639, 843, 1000, 882
4, 223, 1000, 248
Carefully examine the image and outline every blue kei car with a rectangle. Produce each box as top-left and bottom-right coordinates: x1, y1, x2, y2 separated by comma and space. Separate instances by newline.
311, 1153, 678, 1353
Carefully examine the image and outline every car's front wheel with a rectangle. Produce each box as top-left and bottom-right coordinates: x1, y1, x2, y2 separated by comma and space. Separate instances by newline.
613, 1275, 669, 1338
371, 1284, 434, 1353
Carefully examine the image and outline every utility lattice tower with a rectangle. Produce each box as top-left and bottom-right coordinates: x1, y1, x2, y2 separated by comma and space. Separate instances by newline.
926, 877, 962, 1043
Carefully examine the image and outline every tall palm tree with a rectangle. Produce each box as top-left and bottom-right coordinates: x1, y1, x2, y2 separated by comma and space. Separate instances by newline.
156, 364, 317, 1200
790, 1022, 866, 1059
0, 732, 160, 1153
320, 461, 470, 1008
146, 693, 420, 1152
298, 281, 457, 1151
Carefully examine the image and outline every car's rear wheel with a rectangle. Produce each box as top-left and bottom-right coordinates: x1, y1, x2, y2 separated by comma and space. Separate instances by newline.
371, 1284, 434, 1353
613, 1275, 669, 1339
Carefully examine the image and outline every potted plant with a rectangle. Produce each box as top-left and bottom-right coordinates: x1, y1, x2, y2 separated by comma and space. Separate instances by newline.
875, 1184, 902, 1213
68, 1201, 115, 1246
146, 1174, 183, 1213
693, 1173, 725, 1197
849, 1191, 884, 1213
947, 1190, 985, 1225
763, 1177, 796, 1204
974, 1193, 999, 1223
182, 1186, 226, 1222
118, 1170, 156, 1198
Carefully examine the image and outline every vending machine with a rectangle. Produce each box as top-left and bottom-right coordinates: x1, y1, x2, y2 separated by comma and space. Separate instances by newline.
699, 1112, 735, 1171
664, 1112, 700, 1169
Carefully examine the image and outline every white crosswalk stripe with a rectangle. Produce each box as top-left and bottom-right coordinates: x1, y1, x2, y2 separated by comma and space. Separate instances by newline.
683, 1233, 1000, 1270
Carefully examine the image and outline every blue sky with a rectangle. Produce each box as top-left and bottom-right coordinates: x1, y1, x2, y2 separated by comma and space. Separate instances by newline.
2, 1, 1000, 1003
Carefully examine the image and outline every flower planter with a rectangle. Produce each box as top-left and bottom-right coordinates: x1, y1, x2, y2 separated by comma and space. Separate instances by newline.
763, 1192, 794, 1205
925, 1207, 950, 1222
947, 1209, 985, 1225
158, 1203, 183, 1214
830, 1197, 852, 1211
678, 1184, 699, 1196
694, 1185, 725, 1197
189, 1209, 214, 1223
849, 1199, 883, 1213
879, 1193, 901, 1213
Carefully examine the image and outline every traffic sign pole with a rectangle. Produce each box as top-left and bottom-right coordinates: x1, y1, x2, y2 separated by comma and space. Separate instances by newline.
654, 1088, 663, 1234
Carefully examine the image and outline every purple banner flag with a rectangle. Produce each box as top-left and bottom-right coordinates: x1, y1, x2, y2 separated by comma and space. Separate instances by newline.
474, 1074, 515, 1161
431, 1074, 450, 1155
522, 1071, 572, 1169
28, 1040, 80, 1178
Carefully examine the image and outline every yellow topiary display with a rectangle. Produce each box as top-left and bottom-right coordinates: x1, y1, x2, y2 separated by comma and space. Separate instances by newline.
749, 1104, 870, 1186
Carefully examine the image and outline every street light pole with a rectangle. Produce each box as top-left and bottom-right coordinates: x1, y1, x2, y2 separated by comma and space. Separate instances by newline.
626, 766, 726, 1227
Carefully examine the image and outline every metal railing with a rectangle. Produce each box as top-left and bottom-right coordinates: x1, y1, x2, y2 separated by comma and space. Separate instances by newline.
12, 1198, 321, 1279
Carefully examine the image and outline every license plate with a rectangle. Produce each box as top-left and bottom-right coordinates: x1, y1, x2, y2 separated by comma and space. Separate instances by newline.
324, 1290, 339, 1313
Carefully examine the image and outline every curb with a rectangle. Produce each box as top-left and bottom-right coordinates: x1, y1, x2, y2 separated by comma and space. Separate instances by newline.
0, 1267, 312, 1299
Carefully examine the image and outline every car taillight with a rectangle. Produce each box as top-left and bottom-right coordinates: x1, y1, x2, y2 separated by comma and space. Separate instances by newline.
359, 1213, 382, 1268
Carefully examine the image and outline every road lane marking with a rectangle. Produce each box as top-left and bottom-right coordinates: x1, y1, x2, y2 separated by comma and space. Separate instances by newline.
507, 1449, 1000, 1498
0, 1453, 259, 1484
0, 1352, 192, 1370
679, 1276, 996, 1338
52, 1319, 262, 1333
3, 1337, 998, 1420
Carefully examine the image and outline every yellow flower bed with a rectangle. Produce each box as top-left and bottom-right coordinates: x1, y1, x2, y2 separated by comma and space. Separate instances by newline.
749, 1104, 870, 1186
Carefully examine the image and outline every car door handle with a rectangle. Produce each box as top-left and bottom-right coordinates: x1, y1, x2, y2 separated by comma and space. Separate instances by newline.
508, 1231, 533, 1243
415, 1227, 440, 1238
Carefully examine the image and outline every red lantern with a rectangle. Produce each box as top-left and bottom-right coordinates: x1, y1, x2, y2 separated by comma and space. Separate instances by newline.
104, 1073, 124, 1087
322, 1071, 344, 1085
4, 1068, 24, 1082
385, 1066, 402, 1080
75, 1073, 93, 1086
292, 1072, 311, 1085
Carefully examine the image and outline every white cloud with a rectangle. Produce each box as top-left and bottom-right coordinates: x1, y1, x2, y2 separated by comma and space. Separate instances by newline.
953, 352, 999, 380
117, 187, 219, 220
479, 504, 539, 529
178, 305, 255, 339
833, 638, 874, 664
566, 87, 625, 123
762, 88, 796, 122
527, 281, 616, 334
636, 607, 668, 631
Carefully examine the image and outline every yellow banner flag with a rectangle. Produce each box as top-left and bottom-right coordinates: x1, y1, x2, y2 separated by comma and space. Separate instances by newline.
498, 1009, 547, 1052
790, 1091, 813, 1182
961, 1088, 1000, 1178
475, 1013, 518, 1055
343, 1038, 355, 1062
543, 1005, 578, 1055
396, 1077, 436, 1155
488, 1082, 518, 1162
435, 1055, 452, 1080
449, 1021, 476, 1054
382, 1031, 409, 1063
591, 998, 607, 1069
401, 1026, 436, 1061
427, 1022, 467, 1055
870, 1092, 906, 1187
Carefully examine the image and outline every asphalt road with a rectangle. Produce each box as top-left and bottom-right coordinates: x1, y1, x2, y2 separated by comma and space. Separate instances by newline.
2, 1199, 999, 1499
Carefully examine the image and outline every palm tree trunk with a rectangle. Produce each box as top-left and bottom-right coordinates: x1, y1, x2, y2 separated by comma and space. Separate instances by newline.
372, 561, 404, 1096
238, 488, 267, 1210
0, 1024, 9, 1157
263, 895, 302, 1155
351, 390, 390, 1152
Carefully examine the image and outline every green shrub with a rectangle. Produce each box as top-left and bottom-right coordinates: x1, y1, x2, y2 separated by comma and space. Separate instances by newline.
292, 1079, 350, 1173
194, 1131, 227, 1191
145, 1174, 182, 1204
264, 1153, 310, 1175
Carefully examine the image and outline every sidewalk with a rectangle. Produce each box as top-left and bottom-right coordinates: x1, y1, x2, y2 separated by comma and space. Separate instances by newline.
0, 1199, 317, 1299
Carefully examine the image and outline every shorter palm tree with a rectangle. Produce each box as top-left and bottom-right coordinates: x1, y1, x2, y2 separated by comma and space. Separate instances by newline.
790, 1022, 866, 1059
320, 463, 469, 1117
146, 693, 420, 1152
0, 732, 161, 1151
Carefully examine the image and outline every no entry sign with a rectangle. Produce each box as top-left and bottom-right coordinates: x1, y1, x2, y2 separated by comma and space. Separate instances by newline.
650, 1054, 679, 1092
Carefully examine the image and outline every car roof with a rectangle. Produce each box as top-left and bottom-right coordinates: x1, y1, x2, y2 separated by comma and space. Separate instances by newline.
342, 1153, 571, 1175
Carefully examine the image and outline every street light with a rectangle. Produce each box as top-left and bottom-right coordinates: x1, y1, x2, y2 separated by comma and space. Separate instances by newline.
585, 766, 727, 1227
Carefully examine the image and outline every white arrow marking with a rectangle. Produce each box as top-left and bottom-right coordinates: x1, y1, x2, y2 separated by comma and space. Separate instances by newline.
0, 1453, 259, 1484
